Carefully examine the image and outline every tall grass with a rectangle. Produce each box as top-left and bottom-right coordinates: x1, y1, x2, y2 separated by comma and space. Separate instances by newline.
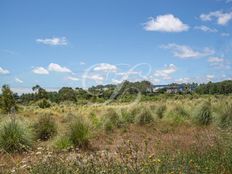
33, 114, 57, 141
68, 117, 90, 148
30, 133, 232, 174
219, 103, 232, 128
135, 107, 154, 125
0, 119, 32, 153
102, 109, 121, 132
156, 105, 166, 119
194, 102, 212, 125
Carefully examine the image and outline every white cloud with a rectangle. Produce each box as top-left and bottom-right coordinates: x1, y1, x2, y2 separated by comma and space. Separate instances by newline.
200, 11, 232, 25
15, 78, 23, 83
112, 79, 123, 84
206, 74, 215, 81
154, 64, 177, 80
67, 76, 79, 81
94, 63, 118, 72
194, 25, 217, 32
150, 78, 160, 84
48, 63, 72, 73
0, 67, 10, 74
162, 43, 214, 59
85, 74, 104, 81
80, 61, 86, 65
208, 57, 224, 63
208, 57, 230, 69
175, 77, 191, 84
32, 67, 49, 75
221, 32, 230, 37
144, 14, 189, 32
116, 71, 140, 80
36, 37, 67, 46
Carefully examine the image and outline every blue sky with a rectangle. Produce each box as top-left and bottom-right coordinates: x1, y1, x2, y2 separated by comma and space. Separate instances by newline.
0, 0, 232, 93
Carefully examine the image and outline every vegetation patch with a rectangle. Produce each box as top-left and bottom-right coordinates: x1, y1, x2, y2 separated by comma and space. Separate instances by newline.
0, 119, 32, 153
194, 102, 212, 126
33, 114, 57, 141
68, 117, 90, 148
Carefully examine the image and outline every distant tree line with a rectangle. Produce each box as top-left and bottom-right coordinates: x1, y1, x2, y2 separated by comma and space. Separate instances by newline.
19, 80, 154, 104
1, 80, 232, 111
195, 80, 232, 95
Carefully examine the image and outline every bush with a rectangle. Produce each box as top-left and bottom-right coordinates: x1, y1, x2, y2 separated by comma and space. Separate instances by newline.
219, 103, 232, 128
33, 114, 57, 141
0, 85, 17, 114
121, 108, 134, 124
54, 136, 72, 150
68, 118, 89, 148
37, 99, 51, 109
194, 102, 212, 125
88, 112, 101, 128
135, 108, 154, 125
102, 109, 121, 132
173, 105, 189, 118
0, 120, 32, 153
156, 105, 166, 119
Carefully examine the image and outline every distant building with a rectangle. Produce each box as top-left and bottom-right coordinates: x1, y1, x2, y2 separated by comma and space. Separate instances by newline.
152, 84, 194, 94
166, 86, 184, 94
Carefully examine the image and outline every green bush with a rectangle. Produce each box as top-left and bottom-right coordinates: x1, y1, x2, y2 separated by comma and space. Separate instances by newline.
0, 120, 32, 153
33, 114, 57, 141
173, 105, 189, 118
102, 109, 121, 132
54, 136, 72, 150
37, 99, 51, 109
88, 112, 101, 128
121, 108, 134, 124
135, 108, 154, 125
219, 103, 232, 128
194, 102, 212, 125
156, 105, 166, 119
68, 118, 90, 148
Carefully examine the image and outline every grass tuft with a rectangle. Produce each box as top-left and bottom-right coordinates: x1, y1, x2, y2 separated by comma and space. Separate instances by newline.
33, 114, 57, 141
0, 119, 32, 153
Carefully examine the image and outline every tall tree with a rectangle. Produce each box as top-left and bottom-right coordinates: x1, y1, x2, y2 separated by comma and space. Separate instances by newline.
32, 85, 48, 100
0, 85, 17, 114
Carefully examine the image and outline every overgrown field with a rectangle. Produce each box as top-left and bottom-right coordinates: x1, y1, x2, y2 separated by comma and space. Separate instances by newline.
1, 95, 232, 173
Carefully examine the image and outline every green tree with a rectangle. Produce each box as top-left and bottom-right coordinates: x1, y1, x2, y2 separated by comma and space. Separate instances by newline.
0, 85, 17, 114
32, 85, 48, 100
58, 87, 77, 102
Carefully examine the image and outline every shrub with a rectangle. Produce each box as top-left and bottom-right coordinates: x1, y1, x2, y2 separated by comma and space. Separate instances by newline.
33, 114, 57, 141
156, 105, 166, 119
37, 99, 51, 109
135, 108, 154, 125
194, 102, 212, 125
0, 120, 32, 153
68, 117, 89, 148
54, 136, 72, 150
102, 109, 121, 132
121, 108, 134, 124
173, 105, 189, 118
0, 85, 17, 114
88, 112, 101, 128
219, 103, 232, 128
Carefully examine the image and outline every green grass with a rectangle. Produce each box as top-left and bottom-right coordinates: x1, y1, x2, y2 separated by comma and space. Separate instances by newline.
0, 119, 32, 153
194, 102, 212, 126
29, 133, 232, 174
68, 117, 90, 148
33, 114, 57, 141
